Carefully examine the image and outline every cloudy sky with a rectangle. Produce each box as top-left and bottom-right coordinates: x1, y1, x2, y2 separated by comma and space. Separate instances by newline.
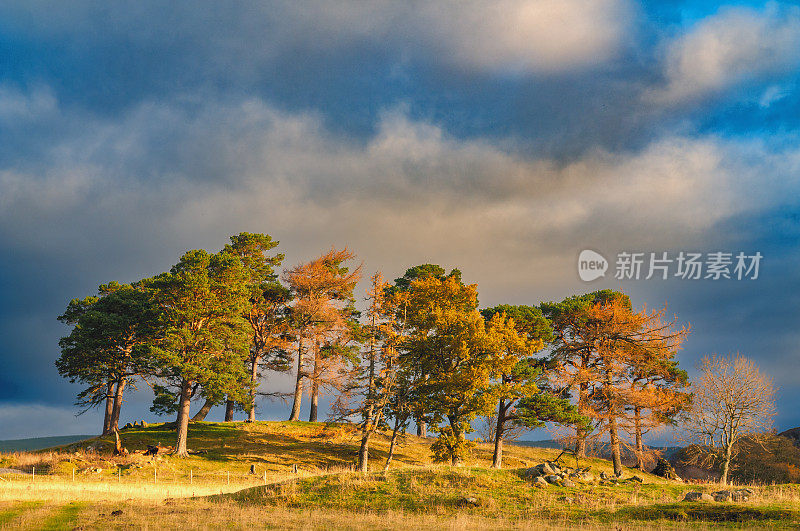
1, 1, 799, 440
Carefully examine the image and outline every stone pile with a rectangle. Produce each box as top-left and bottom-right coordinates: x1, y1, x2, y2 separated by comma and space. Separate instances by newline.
523, 461, 594, 487
682, 488, 753, 503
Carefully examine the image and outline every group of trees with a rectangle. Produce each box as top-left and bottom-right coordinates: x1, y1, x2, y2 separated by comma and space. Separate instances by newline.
58, 233, 362, 457
57, 235, 777, 482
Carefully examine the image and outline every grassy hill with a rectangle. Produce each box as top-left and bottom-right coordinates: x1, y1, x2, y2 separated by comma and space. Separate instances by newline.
1, 421, 799, 528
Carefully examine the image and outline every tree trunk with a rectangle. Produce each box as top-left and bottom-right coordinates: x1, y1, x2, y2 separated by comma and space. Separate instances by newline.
358, 425, 373, 473
634, 406, 644, 470
383, 417, 402, 474
609, 415, 623, 476
288, 338, 304, 421
309, 340, 320, 422
109, 378, 126, 433
174, 379, 193, 457
309, 380, 319, 422
248, 354, 260, 422
225, 399, 235, 421
358, 346, 377, 473
721, 441, 733, 486
492, 400, 506, 469
416, 419, 427, 438
575, 381, 588, 458
102, 381, 115, 435
449, 416, 463, 467
191, 398, 214, 421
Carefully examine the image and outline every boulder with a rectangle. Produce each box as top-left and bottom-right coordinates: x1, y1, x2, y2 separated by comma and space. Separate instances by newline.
544, 475, 561, 484
712, 490, 732, 502
683, 491, 714, 502
732, 488, 753, 502
457, 496, 480, 507
533, 476, 548, 487
561, 478, 576, 488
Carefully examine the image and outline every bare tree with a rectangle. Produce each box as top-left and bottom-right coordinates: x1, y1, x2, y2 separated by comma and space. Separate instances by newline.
681, 353, 777, 485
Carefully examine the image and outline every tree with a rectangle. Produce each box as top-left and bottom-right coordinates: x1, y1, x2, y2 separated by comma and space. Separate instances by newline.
391, 264, 461, 437
57, 282, 160, 434
681, 353, 777, 485
480, 305, 581, 468
541, 290, 630, 458
331, 273, 398, 472
148, 249, 252, 456
543, 292, 689, 476
283, 248, 362, 422
402, 274, 508, 466
223, 233, 291, 422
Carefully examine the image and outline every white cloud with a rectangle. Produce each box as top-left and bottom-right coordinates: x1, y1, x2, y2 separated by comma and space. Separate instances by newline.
1, 93, 797, 301
649, 4, 800, 104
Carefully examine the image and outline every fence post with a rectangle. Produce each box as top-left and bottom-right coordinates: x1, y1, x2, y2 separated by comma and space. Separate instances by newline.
32, 467, 35, 483
263, 470, 267, 486
72, 467, 75, 482
190, 469, 193, 485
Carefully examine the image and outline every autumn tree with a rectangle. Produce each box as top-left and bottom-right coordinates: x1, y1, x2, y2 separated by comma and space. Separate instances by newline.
543, 291, 689, 476
402, 274, 508, 466
283, 248, 362, 422
331, 272, 406, 472
148, 249, 252, 456
391, 264, 461, 437
681, 353, 777, 485
624, 316, 691, 470
541, 290, 629, 458
581, 300, 688, 476
57, 282, 160, 434
480, 305, 581, 468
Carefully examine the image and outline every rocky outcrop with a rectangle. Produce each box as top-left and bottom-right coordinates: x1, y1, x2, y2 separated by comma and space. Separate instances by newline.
683, 488, 753, 503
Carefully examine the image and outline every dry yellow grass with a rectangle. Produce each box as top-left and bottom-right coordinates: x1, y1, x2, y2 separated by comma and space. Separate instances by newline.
1, 421, 797, 529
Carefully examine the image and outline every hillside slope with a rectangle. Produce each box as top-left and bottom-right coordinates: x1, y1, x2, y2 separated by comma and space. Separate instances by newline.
4, 421, 661, 485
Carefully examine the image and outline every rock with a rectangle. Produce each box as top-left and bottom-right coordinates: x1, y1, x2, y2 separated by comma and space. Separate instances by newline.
711, 489, 752, 502
683, 492, 714, 502
110, 510, 123, 516
545, 475, 561, 484
630, 475, 643, 483
600, 471, 609, 480
122, 423, 134, 430
561, 478, 576, 488
0, 468, 29, 475
541, 462, 556, 475
457, 496, 480, 507
533, 476, 548, 487
523, 467, 542, 478
712, 490, 732, 502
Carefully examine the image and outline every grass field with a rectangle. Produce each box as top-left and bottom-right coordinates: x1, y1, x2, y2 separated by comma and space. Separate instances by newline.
0, 421, 798, 529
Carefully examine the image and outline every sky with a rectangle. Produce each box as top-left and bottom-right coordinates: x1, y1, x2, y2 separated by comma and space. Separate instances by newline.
1, 1, 799, 440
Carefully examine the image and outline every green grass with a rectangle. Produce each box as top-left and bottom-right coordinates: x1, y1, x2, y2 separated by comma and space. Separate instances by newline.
38, 502, 85, 530
0, 502, 42, 527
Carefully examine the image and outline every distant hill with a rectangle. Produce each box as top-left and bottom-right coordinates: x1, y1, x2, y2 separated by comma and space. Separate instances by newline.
779, 427, 800, 447
0, 435, 93, 452
671, 432, 800, 484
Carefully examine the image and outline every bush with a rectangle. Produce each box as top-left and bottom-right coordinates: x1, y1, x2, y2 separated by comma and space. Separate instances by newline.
430, 427, 475, 465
